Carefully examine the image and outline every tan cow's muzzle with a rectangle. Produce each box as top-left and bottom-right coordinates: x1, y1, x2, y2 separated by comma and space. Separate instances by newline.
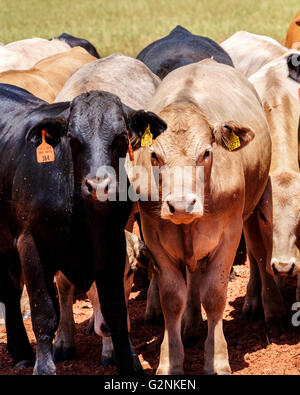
270, 257, 299, 277
161, 193, 203, 224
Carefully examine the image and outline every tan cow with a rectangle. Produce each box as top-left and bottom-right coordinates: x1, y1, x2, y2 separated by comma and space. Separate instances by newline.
248, 53, 300, 307
0, 47, 96, 102
4, 37, 71, 69
53, 53, 161, 363
126, 58, 274, 375
249, 49, 300, 160
221, 31, 287, 77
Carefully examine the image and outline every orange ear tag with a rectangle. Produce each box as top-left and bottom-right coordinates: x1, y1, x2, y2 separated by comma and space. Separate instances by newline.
126, 130, 134, 162
36, 130, 55, 163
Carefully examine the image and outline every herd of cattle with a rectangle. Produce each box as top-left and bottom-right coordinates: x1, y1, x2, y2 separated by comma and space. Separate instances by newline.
0, 10, 300, 376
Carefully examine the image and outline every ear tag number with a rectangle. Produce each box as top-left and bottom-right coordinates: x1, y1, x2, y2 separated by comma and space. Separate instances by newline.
141, 124, 153, 147
228, 130, 240, 151
36, 130, 55, 163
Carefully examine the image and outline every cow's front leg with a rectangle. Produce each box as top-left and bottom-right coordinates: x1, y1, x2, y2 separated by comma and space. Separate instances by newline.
241, 253, 264, 320
181, 268, 202, 348
0, 260, 34, 367
243, 202, 286, 330
95, 233, 143, 375
17, 232, 58, 375
200, 223, 242, 375
145, 273, 164, 325
53, 271, 76, 362
86, 281, 115, 366
156, 254, 187, 375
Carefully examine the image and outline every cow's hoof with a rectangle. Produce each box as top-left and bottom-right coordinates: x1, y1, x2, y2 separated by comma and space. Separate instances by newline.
156, 366, 184, 375
33, 361, 56, 375
53, 344, 76, 362
204, 364, 231, 375
266, 318, 288, 337
182, 333, 199, 348
241, 297, 264, 321
14, 359, 34, 368
101, 355, 115, 367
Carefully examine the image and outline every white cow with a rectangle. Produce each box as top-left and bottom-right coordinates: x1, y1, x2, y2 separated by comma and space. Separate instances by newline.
0, 38, 70, 72
221, 31, 288, 77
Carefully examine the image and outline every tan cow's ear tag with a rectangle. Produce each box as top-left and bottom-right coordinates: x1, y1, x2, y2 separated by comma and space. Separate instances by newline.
228, 130, 240, 151
141, 124, 153, 147
36, 130, 55, 163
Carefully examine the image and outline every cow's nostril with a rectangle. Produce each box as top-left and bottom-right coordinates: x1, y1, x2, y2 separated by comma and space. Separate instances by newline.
272, 264, 279, 275
167, 201, 175, 214
85, 179, 93, 193
288, 263, 295, 276
191, 198, 196, 206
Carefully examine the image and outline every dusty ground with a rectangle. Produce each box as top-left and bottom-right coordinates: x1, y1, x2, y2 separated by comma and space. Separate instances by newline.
0, 260, 299, 375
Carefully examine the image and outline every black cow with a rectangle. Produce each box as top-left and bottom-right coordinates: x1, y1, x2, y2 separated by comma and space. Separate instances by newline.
56, 32, 101, 58
136, 25, 234, 79
0, 83, 166, 375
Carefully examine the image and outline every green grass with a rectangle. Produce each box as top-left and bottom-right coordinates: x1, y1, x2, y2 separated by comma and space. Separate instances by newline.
0, 0, 299, 57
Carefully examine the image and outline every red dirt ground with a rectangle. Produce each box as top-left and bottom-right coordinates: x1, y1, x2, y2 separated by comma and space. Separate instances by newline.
0, 261, 299, 375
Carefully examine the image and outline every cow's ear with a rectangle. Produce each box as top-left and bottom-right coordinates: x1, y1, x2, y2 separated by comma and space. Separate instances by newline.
25, 117, 68, 147
212, 121, 255, 151
287, 53, 300, 82
123, 104, 167, 143
296, 18, 300, 27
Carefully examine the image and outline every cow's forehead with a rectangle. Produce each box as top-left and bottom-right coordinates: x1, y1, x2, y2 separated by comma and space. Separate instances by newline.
154, 109, 212, 160
69, 92, 126, 137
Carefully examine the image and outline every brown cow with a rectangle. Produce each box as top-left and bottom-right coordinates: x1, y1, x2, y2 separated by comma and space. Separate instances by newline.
286, 10, 300, 49
126, 59, 273, 374
0, 47, 96, 102
248, 53, 300, 308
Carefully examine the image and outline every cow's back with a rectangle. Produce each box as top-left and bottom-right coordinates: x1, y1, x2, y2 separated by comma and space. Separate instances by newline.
55, 53, 161, 108
5, 38, 71, 68
137, 25, 234, 79
221, 31, 287, 77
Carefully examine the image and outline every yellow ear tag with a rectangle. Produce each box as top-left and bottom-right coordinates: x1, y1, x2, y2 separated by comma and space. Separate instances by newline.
141, 124, 153, 147
36, 130, 55, 163
228, 130, 240, 151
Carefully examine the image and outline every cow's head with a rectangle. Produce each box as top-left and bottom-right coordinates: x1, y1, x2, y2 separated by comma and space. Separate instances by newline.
25, 91, 167, 204
147, 102, 254, 224
268, 171, 300, 277
66, 91, 166, 202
